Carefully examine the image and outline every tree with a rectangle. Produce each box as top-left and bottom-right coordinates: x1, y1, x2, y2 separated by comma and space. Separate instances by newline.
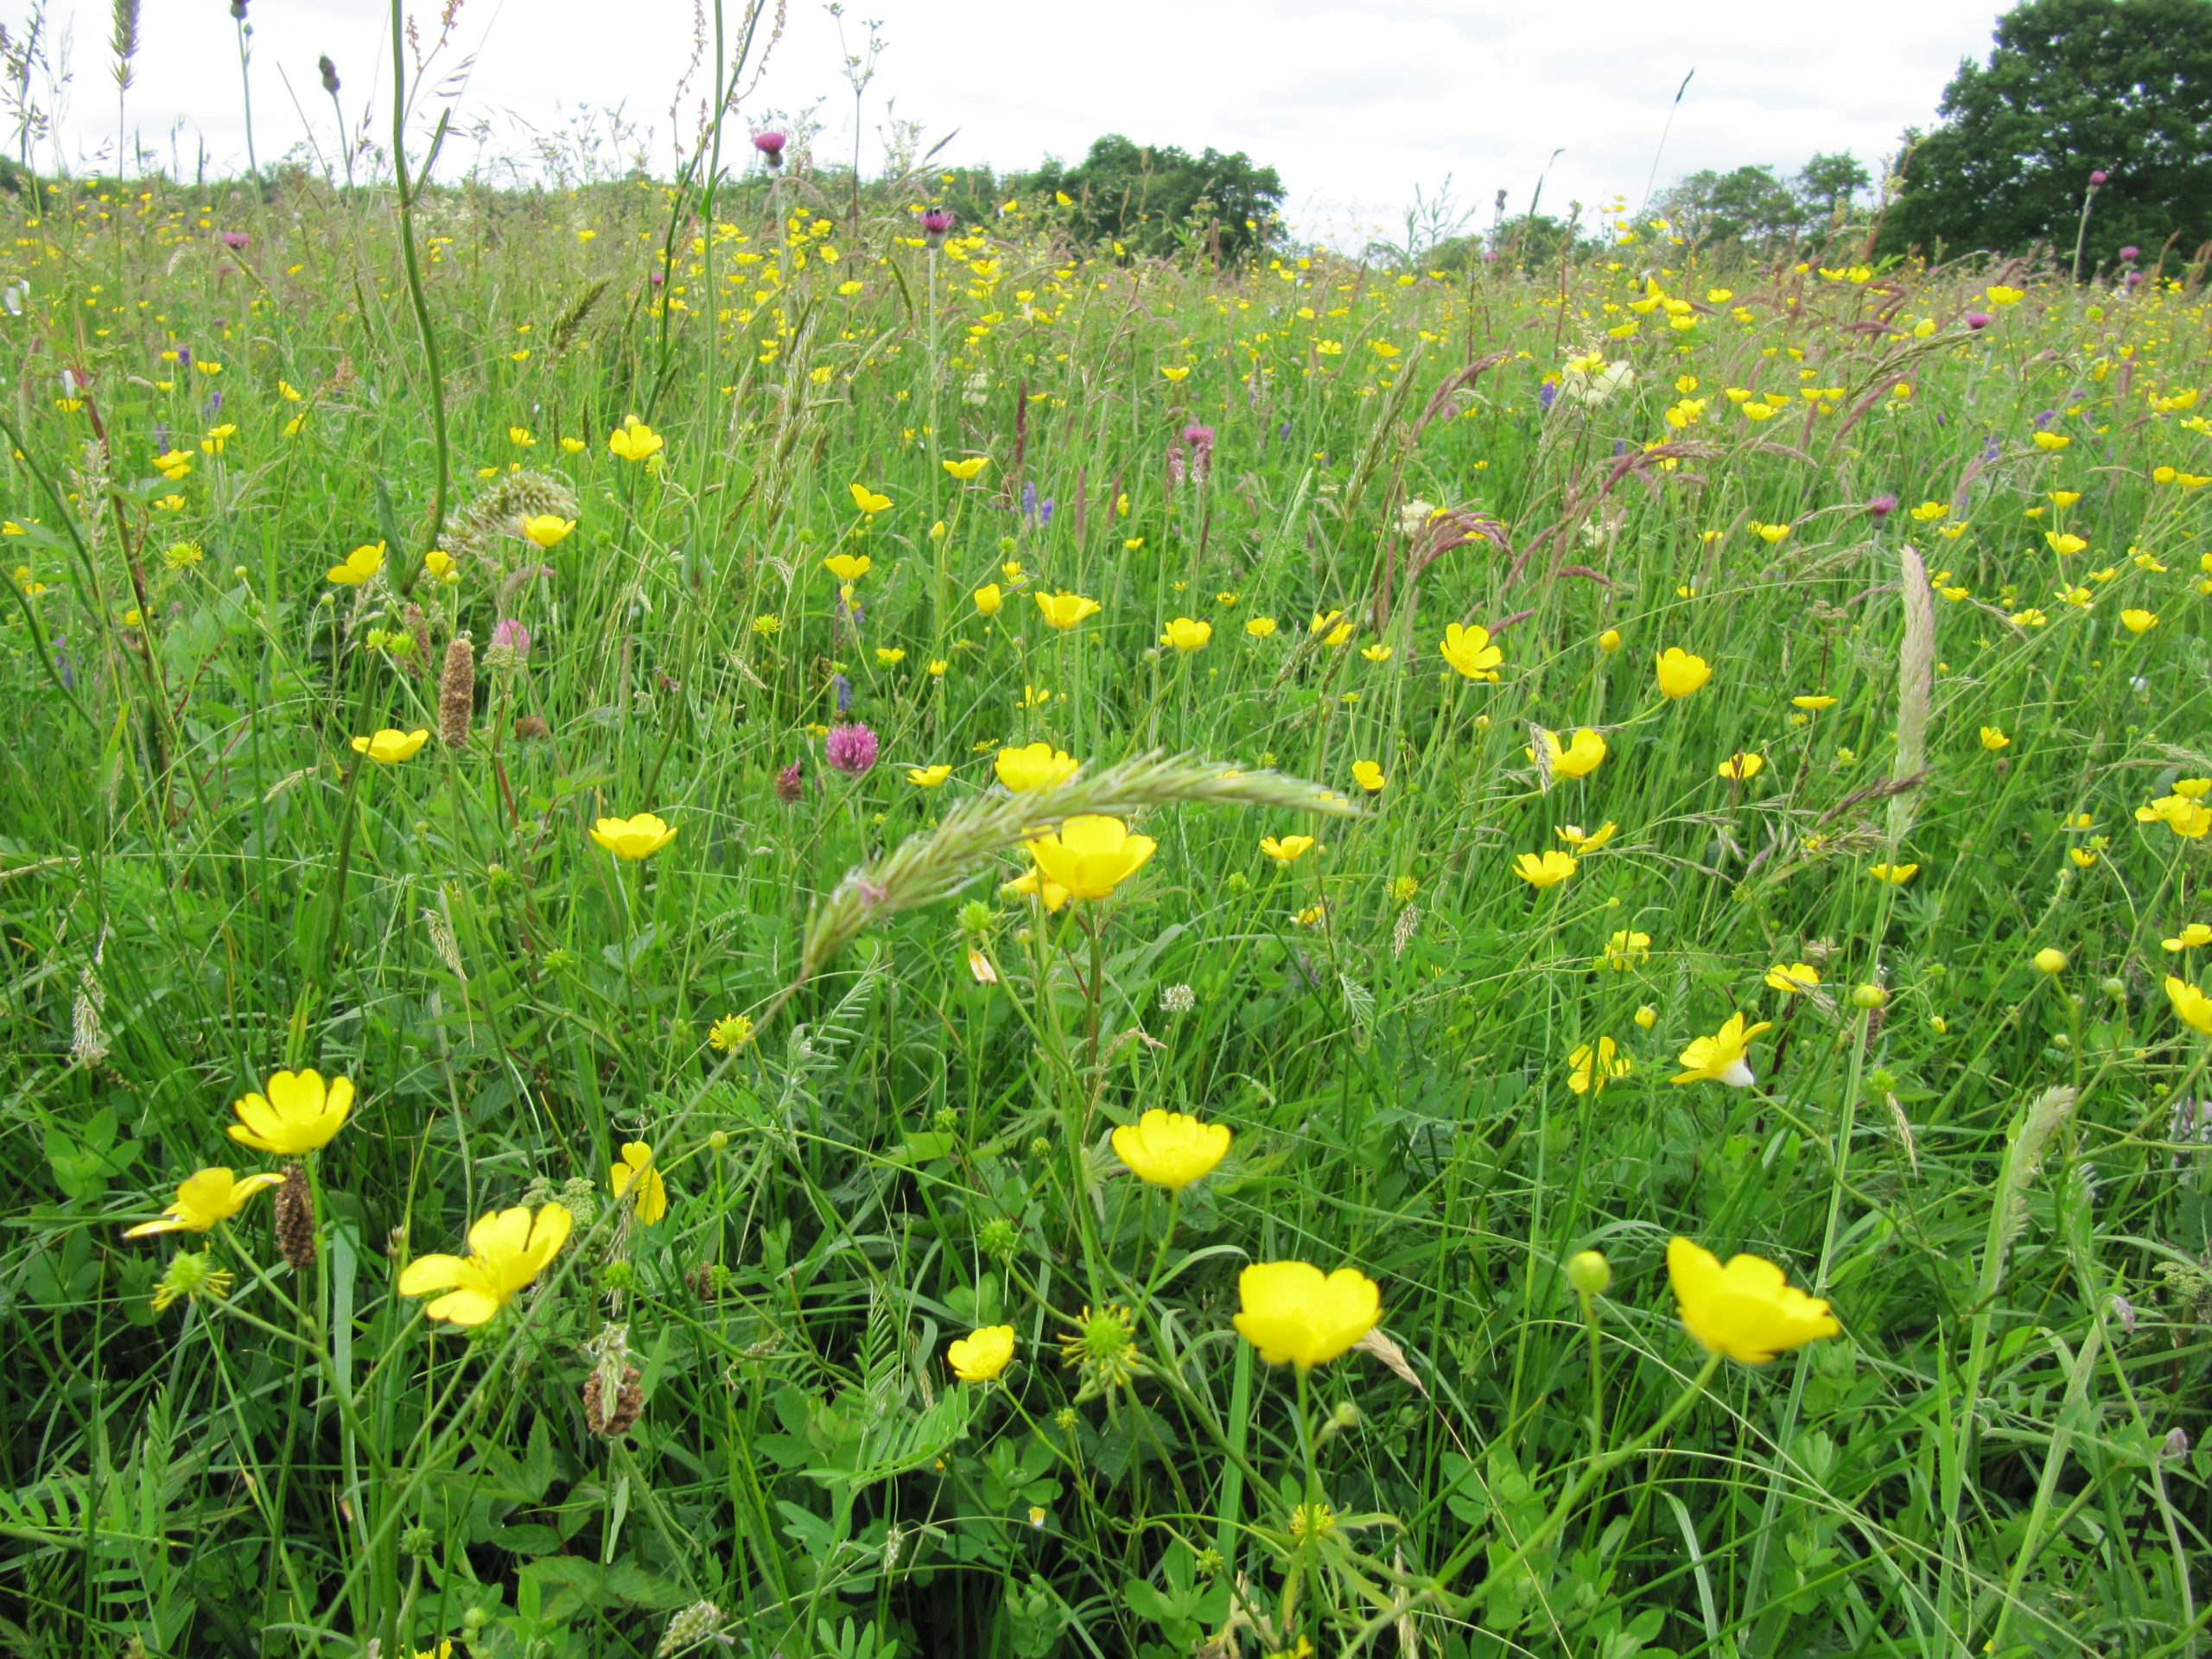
1654, 165, 1808, 252
1879, 0, 2212, 269
1796, 152, 1872, 225
1027, 135, 1284, 263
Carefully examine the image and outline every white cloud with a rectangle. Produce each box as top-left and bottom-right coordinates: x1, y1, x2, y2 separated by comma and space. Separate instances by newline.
41, 0, 1999, 245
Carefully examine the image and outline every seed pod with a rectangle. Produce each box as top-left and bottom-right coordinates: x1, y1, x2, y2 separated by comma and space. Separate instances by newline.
582, 1364, 645, 1437
439, 633, 474, 747
274, 1164, 315, 1272
317, 54, 340, 93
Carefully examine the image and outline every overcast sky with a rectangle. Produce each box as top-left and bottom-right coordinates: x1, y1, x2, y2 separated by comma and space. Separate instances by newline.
31, 0, 2004, 245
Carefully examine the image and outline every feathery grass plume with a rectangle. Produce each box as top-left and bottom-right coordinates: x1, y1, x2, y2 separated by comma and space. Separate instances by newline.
1888, 543, 1935, 845
798, 752, 1356, 982
439, 633, 474, 747
442, 467, 580, 563
550, 276, 610, 357
273, 1163, 315, 1271
1986, 1084, 2080, 1281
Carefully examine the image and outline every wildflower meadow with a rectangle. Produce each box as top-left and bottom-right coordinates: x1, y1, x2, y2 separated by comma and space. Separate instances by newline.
3, 16, 2212, 1658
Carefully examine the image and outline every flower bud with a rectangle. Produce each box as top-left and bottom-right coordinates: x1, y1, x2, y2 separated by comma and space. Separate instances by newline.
1598, 628, 1622, 652
2033, 947, 2069, 975
1634, 1004, 1656, 1030
1851, 983, 1887, 1009
1566, 1249, 1611, 1298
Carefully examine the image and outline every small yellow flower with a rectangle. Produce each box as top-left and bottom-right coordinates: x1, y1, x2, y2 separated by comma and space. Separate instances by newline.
1601, 930, 1651, 970
2167, 976, 2212, 1035
1160, 365, 1191, 382
2033, 431, 2071, 451
1035, 590, 1102, 629
2121, 608, 2158, 633
823, 553, 872, 582
1764, 963, 1821, 995
228, 1069, 354, 1155
508, 425, 536, 447
1597, 628, 1623, 652
995, 743, 1078, 792
708, 1014, 754, 1051
520, 514, 575, 549
1232, 1260, 1382, 1369
1670, 1014, 1771, 1086
1717, 751, 1764, 782
848, 482, 893, 514
1440, 621, 1503, 681
906, 764, 953, 788
973, 583, 1004, 615
1360, 643, 1393, 663
591, 813, 677, 860
1529, 728, 1607, 779
610, 1142, 669, 1224
1111, 1109, 1231, 1189
1868, 862, 1919, 884
1352, 760, 1386, 792
1161, 616, 1212, 652
326, 542, 385, 585
1026, 815, 1157, 899
876, 646, 906, 666
1567, 1037, 1632, 1096
1655, 647, 1711, 699
1245, 615, 1278, 637
1261, 834, 1315, 863
1980, 727, 2011, 751
398, 1203, 572, 1326
1791, 695, 1837, 710
1634, 1004, 1657, 1029
948, 1325, 1016, 1381
123, 1167, 285, 1237
350, 728, 429, 765
942, 456, 988, 480
1513, 849, 1578, 889
2032, 946, 2068, 975
1667, 1236, 1839, 1363
1556, 822, 1617, 852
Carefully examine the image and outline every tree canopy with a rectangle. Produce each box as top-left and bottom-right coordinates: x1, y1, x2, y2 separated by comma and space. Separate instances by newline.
1879, 0, 2212, 268
1027, 135, 1284, 263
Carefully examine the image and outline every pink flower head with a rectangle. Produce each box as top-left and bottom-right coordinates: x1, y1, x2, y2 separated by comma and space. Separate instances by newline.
753, 130, 786, 166
1182, 423, 1217, 450
219, 230, 250, 250
1965, 311, 1992, 330
489, 618, 531, 654
918, 207, 955, 247
1866, 493, 1898, 521
2088, 168, 2108, 185
825, 722, 879, 776
2119, 245, 2139, 262
776, 760, 804, 803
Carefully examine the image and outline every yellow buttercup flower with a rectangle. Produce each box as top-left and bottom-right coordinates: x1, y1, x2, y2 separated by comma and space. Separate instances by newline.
1980, 727, 2011, 751
948, 1325, 1015, 1382
1245, 615, 1278, 637
591, 813, 677, 860
1034, 590, 1102, 629
1556, 822, 1616, 852
2139, 792, 2212, 838
1006, 864, 1071, 912
1439, 621, 1503, 681
327, 542, 385, 585
1260, 834, 1315, 863
1161, 616, 1212, 652
942, 456, 988, 480
1567, 1037, 1631, 1096
607, 420, 664, 461
907, 764, 952, 787
1352, 760, 1386, 792
1597, 628, 1623, 652
849, 483, 893, 514
1360, 643, 1393, 663
1791, 695, 1837, 710
2121, 608, 2158, 633
228, 1069, 354, 1155
123, 1167, 285, 1237
1600, 930, 1651, 970
1026, 814, 1157, 899
1667, 1236, 1839, 1363
824, 553, 872, 582
1529, 727, 1607, 779
610, 1142, 668, 1224
1670, 1014, 1771, 1086
397, 1203, 572, 1326
1513, 849, 1578, 888
2163, 925, 2212, 952
995, 742, 1078, 792
1868, 862, 1919, 884
1233, 1261, 1382, 1370
2166, 976, 2212, 1034
1717, 751, 1764, 782
973, 583, 1004, 615
520, 514, 575, 549
1764, 963, 1821, 995
351, 728, 429, 765
1111, 1109, 1231, 1189
1655, 647, 1711, 698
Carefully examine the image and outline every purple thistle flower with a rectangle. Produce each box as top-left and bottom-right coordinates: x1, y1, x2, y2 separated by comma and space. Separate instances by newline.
776, 759, 804, 803
2119, 245, 2140, 262
1183, 423, 1216, 450
919, 207, 954, 249
2088, 168, 2108, 185
1867, 493, 1898, 522
2126, 270, 2144, 286
753, 130, 786, 168
219, 230, 249, 250
1965, 311, 1991, 330
825, 722, 879, 776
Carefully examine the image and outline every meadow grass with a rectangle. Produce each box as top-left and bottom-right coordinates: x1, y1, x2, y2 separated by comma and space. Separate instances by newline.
1, 152, 2210, 1659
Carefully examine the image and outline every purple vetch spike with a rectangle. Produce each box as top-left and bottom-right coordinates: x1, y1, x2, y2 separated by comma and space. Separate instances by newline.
833, 673, 852, 714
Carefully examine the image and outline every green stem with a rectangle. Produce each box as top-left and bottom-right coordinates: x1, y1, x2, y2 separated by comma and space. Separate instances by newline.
387, 0, 450, 572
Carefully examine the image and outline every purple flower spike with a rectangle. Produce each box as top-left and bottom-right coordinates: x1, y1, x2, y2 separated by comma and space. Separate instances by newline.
825, 722, 879, 776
